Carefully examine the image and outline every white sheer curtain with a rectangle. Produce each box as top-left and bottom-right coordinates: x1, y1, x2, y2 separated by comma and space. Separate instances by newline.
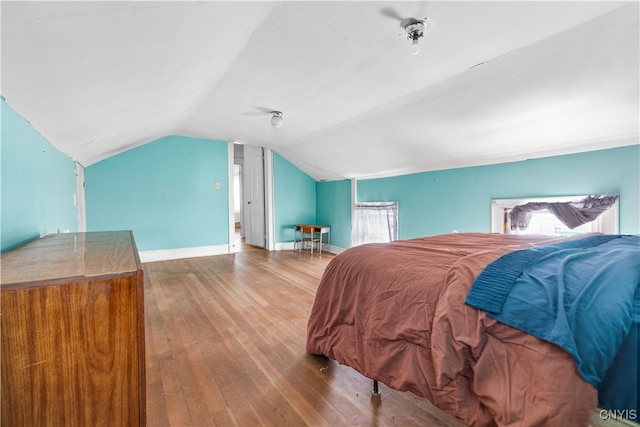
351, 202, 398, 246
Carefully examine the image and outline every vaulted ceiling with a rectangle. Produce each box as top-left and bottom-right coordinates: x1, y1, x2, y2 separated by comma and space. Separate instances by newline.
2, 1, 638, 181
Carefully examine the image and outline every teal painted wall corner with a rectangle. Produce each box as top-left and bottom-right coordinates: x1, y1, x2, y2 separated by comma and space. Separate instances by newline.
316, 179, 352, 249
273, 152, 316, 243
1, 99, 77, 252
85, 135, 229, 252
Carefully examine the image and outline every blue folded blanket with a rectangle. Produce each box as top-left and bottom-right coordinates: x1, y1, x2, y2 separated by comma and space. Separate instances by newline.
466, 235, 639, 413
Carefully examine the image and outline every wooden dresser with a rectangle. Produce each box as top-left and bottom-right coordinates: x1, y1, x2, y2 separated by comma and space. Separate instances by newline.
1, 231, 146, 426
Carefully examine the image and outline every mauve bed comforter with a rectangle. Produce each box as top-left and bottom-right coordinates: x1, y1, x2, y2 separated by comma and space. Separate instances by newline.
306, 233, 596, 427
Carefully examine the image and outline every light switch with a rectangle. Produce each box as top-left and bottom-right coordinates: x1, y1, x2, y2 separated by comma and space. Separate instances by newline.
215, 182, 220, 189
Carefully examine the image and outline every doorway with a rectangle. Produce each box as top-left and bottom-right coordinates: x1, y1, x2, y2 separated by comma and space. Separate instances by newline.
230, 143, 270, 252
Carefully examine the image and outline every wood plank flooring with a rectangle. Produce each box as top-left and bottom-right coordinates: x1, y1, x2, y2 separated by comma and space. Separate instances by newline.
143, 249, 465, 427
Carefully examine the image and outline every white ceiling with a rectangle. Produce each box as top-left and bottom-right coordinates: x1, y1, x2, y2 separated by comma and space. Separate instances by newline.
2, 1, 638, 181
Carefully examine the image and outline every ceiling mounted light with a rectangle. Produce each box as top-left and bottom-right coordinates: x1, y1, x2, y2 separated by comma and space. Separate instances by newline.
270, 111, 283, 128
405, 19, 427, 55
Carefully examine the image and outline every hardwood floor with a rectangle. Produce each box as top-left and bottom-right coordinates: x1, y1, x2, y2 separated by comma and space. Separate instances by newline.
143, 249, 465, 427
231, 229, 262, 253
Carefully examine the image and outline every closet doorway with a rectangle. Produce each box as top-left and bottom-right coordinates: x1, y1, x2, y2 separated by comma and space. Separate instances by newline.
231, 143, 268, 252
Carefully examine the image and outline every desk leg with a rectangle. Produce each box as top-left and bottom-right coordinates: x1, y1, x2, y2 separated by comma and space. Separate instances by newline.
294, 228, 300, 252
311, 230, 315, 254
320, 230, 328, 255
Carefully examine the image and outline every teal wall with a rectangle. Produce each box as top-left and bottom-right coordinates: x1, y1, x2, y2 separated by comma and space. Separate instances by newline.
85, 136, 229, 252
1, 99, 77, 252
273, 152, 316, 243
3, 98, 636, 255
317, 179, 352, 249
357, 145, 639, 239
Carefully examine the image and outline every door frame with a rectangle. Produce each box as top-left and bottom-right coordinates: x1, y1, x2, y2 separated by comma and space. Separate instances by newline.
227, 142, 236, 252
263, 147, 275, 251
228, 143, 274, 252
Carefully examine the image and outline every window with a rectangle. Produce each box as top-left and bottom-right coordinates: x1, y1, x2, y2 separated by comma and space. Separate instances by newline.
491, 195, 619, 236
352, 202, 398, 246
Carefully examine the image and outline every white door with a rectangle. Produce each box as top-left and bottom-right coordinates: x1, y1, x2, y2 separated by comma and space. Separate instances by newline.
243, 145, 266, 248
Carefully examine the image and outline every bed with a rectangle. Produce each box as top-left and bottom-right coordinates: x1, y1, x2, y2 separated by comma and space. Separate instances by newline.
306, 233, 639, 427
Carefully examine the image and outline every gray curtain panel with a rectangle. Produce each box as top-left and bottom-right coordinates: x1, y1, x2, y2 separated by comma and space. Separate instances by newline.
509, 194, 618, 231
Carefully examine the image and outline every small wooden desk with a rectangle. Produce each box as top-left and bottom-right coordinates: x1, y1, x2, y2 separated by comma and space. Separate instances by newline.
294, 224, 330, 254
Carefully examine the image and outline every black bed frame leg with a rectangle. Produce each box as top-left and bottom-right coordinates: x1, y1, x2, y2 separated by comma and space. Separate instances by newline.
371, 379, 381, 396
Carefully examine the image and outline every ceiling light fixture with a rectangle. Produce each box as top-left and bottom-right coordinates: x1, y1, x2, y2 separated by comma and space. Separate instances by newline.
405, 19, 427, 55
270, 111, 283, 128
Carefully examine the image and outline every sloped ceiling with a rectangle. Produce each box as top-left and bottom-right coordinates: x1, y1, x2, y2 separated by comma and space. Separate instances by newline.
2, 1, 638, 181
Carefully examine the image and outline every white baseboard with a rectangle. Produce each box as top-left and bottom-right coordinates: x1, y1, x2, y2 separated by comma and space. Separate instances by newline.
140, 242, 348, 263
326, 244, 347, 254
275, 241, 296, 251
140, 244, 229, 263
274, 242, 346, 255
